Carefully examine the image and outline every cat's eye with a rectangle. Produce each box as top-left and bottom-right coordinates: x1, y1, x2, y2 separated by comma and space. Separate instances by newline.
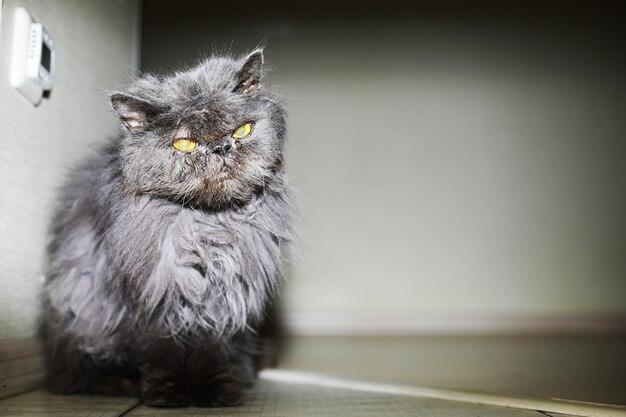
173, 138, 197, 152
232, 123, 252, 139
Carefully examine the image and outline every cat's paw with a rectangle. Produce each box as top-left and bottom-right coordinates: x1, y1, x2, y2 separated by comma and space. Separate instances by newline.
190, 378, 244, 407
141, 381, 192, 408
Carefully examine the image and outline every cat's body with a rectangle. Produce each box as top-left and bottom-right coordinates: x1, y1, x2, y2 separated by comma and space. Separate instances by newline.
40, 50, 293, 407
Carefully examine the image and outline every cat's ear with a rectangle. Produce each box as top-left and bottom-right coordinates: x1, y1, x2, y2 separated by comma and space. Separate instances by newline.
110, 93, 157, 134
233, 49, 263, 94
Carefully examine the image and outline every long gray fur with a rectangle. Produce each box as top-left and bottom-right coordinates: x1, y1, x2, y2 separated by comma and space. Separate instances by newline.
40, 50, 294, 406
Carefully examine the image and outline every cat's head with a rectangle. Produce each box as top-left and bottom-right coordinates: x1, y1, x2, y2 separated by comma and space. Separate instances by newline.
110, 50, 286, 207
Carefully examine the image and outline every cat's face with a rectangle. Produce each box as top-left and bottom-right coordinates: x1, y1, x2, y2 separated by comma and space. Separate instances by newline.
110, 50, 286, 207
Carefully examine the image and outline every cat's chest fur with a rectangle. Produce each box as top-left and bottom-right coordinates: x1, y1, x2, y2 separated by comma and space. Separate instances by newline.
106, 191, 288, 337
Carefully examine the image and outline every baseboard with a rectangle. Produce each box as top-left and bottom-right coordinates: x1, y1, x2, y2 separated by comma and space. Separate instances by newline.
0, 338, 44, 400
283, 312, 626, 336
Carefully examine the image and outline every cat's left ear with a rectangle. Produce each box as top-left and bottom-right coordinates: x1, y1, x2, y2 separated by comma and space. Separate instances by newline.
110, 93, 157, 134
233, 49, 263, 94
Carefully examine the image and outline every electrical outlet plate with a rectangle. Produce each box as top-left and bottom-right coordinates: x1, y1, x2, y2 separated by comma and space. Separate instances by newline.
10, 7, 55, 105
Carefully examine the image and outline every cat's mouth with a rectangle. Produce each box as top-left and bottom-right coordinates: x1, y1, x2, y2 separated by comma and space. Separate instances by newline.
204, 153, 238, 177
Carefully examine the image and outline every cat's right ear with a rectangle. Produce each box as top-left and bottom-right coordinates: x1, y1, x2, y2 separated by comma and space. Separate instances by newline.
233, 50, 264, 94
110, 93, 157, 134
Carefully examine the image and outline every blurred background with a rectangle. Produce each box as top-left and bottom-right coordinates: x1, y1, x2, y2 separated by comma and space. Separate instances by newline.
1, 0, 625, 409
142, 1, 626, 330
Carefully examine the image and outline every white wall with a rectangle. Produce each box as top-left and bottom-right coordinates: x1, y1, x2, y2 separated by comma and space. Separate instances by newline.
0, 0, 139, 339
284, 58, 626, 319
140, 9, 626, 327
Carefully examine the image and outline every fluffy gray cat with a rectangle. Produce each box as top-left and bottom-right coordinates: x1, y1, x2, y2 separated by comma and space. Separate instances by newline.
40, 50, 294, 407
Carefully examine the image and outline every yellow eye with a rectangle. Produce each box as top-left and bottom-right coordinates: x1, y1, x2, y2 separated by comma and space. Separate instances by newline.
232, 122, 252, 139
173, 138, 197, 152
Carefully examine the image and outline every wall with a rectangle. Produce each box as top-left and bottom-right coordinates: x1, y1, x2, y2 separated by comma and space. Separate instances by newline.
0, 0, 139, 339
150, 3, 626, 330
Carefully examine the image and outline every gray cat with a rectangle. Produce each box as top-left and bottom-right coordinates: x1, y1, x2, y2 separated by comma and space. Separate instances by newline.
40, 50, 294, 407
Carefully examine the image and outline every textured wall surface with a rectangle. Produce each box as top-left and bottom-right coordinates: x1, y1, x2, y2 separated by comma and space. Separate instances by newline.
0, 0, 138, 339
141, 4, 626, 322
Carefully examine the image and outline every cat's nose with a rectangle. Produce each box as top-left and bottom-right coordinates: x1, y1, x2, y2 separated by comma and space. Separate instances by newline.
212, 138, 235, 156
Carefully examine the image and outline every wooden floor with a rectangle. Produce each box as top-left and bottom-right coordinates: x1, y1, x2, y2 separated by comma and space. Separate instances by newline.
1, 335, 624, 416
0, 379, 579, 417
